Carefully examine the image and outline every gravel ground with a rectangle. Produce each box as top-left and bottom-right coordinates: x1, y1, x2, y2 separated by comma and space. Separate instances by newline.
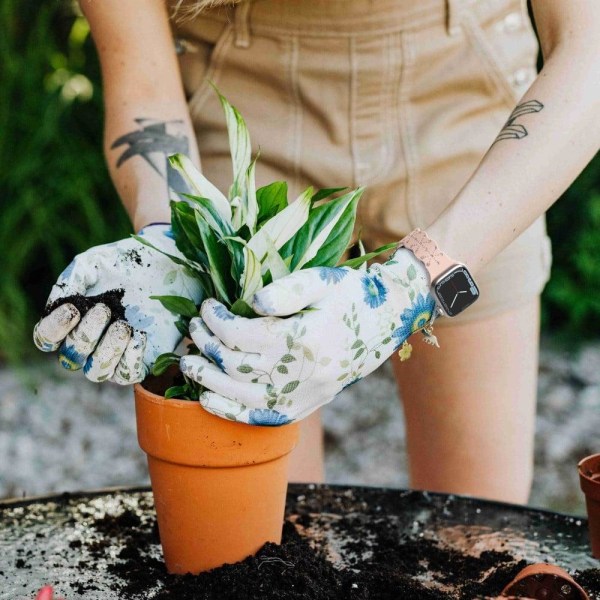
0, 333, 598, 514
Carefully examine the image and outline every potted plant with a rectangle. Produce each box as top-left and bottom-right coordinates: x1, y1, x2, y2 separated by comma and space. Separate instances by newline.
134, 86, 393, 574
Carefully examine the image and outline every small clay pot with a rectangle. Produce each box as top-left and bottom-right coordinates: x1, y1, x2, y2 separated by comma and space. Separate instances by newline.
134, 381, 299, 574
501, 563, 589, 600
578, 453, 600, 559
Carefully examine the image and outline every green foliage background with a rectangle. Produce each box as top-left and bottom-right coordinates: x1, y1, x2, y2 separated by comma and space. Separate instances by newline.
1, 0, 598, 361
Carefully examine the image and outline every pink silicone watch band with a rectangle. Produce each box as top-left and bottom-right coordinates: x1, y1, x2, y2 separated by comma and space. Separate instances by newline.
398, 228, 458, 284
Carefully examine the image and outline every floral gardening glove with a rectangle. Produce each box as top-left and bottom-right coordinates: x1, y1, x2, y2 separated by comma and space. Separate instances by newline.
33, 224, 202, 384
180, 247, 440, 425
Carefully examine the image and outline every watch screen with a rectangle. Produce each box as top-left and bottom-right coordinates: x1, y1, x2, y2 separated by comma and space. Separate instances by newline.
434, 267, 480, 317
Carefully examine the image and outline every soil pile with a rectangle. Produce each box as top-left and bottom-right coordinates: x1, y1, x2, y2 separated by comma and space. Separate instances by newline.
76, 506, 598, 600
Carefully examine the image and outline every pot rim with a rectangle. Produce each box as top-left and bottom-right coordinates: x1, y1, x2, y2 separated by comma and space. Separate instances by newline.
578, 453, 600, 501
501, 563, 589, 600
134, 381, 300, 467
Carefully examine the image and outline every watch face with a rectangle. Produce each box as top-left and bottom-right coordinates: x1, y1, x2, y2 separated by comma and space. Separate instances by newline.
434, 266, 480, 317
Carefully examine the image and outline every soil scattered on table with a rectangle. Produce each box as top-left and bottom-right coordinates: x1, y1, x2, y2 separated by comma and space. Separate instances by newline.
66, 503, 599, 599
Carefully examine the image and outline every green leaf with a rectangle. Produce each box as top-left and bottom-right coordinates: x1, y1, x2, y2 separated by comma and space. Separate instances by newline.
177, 195, 244, 286
170, 201, 208, 267
165, 385, 188, 399
286, 335, 294, 350
276, 365, 289, 374
240, 156, 259, 234
281, 353, 296, 363
353, 348, 365, 360
168, 153, 231, 221
211, 83, 252, 206
303, 189, 363, 269
407, 264, 417, 281
257, 182, 288, 226
175, 317, 191, 337
281, 189, 358, 270
267, 398, 277, 409
180, 195, 234, 238
351, 339, 363, 349
152, 352, 181, 376
283, 188, 364, 271
230, 298, 259, 318
339, 242, 398, 269
150, 295, 198, 318
240, 244, 263, 302
247, 187, 312, 262
281, 380, 300, 394
196, 213, 235, 304
237, 364, 254, 374
225, 413, 237, 421
263, 234, 291, 281
311, 187, 347, 203
337, 373, 349, 381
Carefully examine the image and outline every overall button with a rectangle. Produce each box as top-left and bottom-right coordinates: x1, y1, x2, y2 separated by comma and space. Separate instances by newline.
495, 11, 523, 33
511, 66, 535, 86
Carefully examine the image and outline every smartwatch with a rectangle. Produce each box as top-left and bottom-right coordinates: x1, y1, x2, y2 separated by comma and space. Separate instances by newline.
398, 228, 480, 318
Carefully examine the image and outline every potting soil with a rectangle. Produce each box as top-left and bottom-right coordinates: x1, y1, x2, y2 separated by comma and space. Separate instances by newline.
43, 289, 126, 323
0, 485, 598, 599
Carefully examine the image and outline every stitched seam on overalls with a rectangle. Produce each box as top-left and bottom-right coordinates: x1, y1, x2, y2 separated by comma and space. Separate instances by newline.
287, 35, 303, 194
349, 36, 359, 189
379, 34, 394, 184
462, 13, 519, 109
233, 1, 252, 48
398, 30, 419, 230
243, 13, 441, 39
187, 24, 235, 120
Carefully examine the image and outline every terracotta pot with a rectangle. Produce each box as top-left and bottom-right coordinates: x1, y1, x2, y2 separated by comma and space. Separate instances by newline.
578, 453, 600, 559
134, 380, 300, 574
501, 563, 589, 600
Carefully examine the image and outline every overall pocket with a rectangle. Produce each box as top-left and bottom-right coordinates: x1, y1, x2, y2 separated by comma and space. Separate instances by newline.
462, 0, 539, 107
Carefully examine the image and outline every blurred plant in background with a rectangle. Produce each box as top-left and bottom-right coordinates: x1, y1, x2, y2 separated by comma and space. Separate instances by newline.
0, 0, 598, 362
0, 0, 130, 361
542, 164, 600, 344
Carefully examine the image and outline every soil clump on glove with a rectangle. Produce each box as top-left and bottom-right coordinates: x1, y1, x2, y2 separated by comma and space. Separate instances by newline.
43, 289, 126, 323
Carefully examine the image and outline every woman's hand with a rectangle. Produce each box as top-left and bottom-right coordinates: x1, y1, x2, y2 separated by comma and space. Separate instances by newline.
181, 248, 439, 425
34, 224, 202, 384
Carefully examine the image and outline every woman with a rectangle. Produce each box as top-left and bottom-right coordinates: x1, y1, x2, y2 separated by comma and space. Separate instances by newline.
35, 0, 599, 503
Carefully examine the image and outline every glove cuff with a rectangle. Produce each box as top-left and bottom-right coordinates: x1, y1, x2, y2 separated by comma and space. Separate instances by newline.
136, 222, 170, 235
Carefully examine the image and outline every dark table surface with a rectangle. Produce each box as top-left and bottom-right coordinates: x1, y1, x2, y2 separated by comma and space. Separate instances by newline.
0, 484, 598, 599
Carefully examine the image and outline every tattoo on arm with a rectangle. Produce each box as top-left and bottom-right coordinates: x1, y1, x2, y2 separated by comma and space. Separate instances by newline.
111, 118, 190, 197
492, 100, 544, 145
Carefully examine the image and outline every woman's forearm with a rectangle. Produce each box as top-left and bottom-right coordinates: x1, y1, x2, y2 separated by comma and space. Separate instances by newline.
427, 38, 600, 277
81, 0, 199, 233
104, 102, 199, 232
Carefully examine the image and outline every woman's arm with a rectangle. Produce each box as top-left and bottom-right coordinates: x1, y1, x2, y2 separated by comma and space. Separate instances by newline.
427, 0, 600, 275
79, 0, 199, 231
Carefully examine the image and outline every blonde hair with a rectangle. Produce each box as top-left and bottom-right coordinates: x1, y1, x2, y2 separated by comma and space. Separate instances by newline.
170, 0, 243, 22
